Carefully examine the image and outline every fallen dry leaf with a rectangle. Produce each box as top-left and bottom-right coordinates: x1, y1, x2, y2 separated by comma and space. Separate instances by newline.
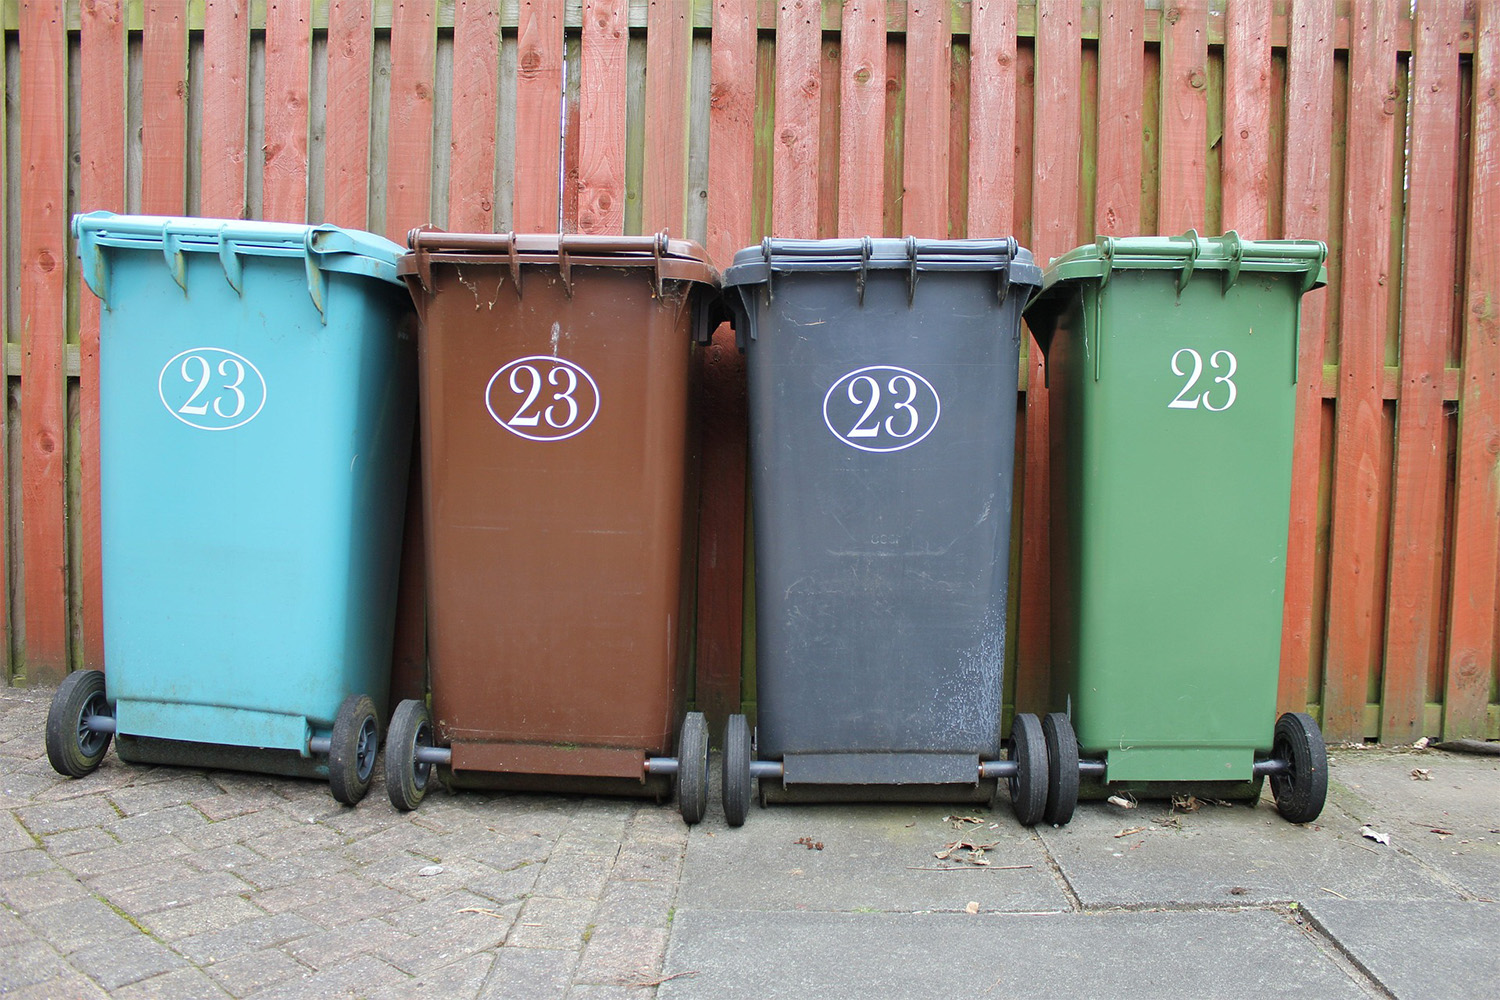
1107, 794, 1138, 810
1171, 795, 1202, 813
1411, 768, 1432, 781
1114, 826, 1148, 839
945, 815, 985, 827
794, 836, 824, 851
1359, 825, 1391, 846
1430, 827, 1454, 836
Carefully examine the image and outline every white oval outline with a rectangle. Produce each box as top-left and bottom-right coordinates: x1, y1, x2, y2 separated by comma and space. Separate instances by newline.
157, 347, 268, 431
485, 355, 602, 442
822, 364, 942, 453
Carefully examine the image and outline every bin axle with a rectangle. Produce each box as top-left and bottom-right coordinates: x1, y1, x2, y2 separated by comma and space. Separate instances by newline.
84, 715, 116, 734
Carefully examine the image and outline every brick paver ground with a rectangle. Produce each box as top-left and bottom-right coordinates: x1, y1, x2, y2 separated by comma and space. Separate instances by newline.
0, 687, 686, 999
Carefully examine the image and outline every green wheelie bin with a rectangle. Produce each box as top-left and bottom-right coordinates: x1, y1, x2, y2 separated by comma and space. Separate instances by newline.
1021, 232, 1329, 825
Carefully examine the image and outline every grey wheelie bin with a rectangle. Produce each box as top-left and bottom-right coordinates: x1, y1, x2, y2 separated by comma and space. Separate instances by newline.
720, 238, 1046, 827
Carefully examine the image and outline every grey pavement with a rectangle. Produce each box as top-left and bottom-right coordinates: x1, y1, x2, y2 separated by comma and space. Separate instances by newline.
2, 686, 1496, 998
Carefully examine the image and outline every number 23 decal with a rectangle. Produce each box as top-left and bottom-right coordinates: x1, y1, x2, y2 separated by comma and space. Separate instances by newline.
1168, 348, 1238, 411
158, 347, 267, 431
486, 356, 601, 441
823, 365, 941, 453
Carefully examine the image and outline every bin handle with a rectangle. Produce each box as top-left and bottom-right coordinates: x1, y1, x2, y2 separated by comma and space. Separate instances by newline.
405, 225, 438, 294
906, 236, 919, 304
218, 230, 245, 295
161, 225, 187, 293
302, 228, 328, 324
76, 224, 110, 307
856, 237, 872, 305
1175, 229, 1200, 298
1220, 230, 1243, 293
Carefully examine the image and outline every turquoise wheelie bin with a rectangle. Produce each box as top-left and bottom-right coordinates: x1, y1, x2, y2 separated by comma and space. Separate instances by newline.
47, 213, 417, 804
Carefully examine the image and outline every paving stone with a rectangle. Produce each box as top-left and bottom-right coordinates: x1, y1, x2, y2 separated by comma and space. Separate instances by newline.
1, 812, 41, 852
22, 895, 140, 954
529, 852, 615, 900
254, 872, 412, 926
377, 907, 513, 976
57, 836, 195, 879
0, 908, 34, 948
1, 971, 111, 999
285, 917, 415, 971
611, 840, 684, 882
13, 797, 124, 836
0, 847, 55, 879
383, 889, 518, 936
103, 869, 255, 916
40, 825, 118, 856
241, 820, 347, 860
231, 848, 358, 891
477, 945, 575, 1000
175, 911, 322, 965
504, 896, 598, 950
574, 924, 668, 986
0, 866, 95, 914
202, 947, 311, 998
1303, 899, 1500, 1000
179, 841, 265, 874
107, 803, 213, 843
192, 809, 308, 850
373, 856, 511, 904
243, 953, 408, 1000
70, 933, 189, 991
343, 825, 440, 865
111, 965, 235, 999
0, 941, 74, 992
108, 775, 223, 817
367, 951, 493, 1000
139, 894, 267, 941
593, 880, 676, 929
570, 985, 651, 1000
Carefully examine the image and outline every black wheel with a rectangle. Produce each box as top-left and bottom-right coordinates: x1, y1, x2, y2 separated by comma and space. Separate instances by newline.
1042, 712, 1079, 827
385, 699, 434, 812
722, 714, 753, 827
328, 694, 379, 806
46, 670, 113, 778
677, 712, 709, 825
1270, 712, 1327, 824
1006, 713, 1048, 826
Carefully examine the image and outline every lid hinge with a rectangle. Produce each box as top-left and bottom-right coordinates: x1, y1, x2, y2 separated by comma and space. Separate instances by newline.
1175, 228, 1201, 299
161, 225, 187, 292
302, 229, 328, 323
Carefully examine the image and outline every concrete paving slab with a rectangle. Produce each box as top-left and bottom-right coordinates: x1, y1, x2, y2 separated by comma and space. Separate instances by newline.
1302, 900, 1500, 1000
659, 909, 1369, 999
680, 802, 1069, 913
1038, 793, 1462, 908
1324, 750, 1500, 900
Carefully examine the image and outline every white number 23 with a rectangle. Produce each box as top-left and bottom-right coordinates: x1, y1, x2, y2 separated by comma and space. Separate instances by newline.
1168, 348, 1238, 411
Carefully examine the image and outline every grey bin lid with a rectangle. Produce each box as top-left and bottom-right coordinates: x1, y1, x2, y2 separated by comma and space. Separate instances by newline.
723, 237, 1043, 291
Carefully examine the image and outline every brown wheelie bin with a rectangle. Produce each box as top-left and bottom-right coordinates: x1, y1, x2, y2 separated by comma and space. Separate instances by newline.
388, 232, 720, 822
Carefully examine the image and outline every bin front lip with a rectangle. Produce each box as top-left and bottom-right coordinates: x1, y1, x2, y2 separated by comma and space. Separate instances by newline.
1033, 232, 1329, 293
400, 229, 719, 288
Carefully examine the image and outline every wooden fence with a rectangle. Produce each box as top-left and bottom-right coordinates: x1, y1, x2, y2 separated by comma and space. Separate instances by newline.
1, 0, 1496, 745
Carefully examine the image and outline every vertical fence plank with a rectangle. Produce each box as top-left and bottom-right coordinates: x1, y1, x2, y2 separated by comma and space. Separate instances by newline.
325, 0, 373, 229
78, 0, 127, 674
386, 0, 436, 238
882, 36, 905, 236
1222, 0, 1271, 236
1020, 0, 1081, 717
773, 0, 821, 236
1324, 0, 1399, 741
838, 0, 885, 236
19, 0, 68, 685
141, 0, 188, 214
1446, 0, 1500, 740
1094, 0, 1141, 235
1277, 0, 1334, 719
385, 0, 438, 712
263, 0, 312, 222
1157, 0, 1207, 234
0, 1, 6, 680
642, 0, 693, 234
514, 0, 564, 231
817, 38, 840, 238
697, 0, 756, 729
1382, 0, 1460, 743
902, 0, 950, 237
201, 0, 248, 218
968, 0, 1018, 238
449, 1, 502, 232
576, 0, 628, 235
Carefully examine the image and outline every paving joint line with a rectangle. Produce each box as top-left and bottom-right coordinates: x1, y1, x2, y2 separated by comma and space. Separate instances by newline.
1295, 907, 1399, 1000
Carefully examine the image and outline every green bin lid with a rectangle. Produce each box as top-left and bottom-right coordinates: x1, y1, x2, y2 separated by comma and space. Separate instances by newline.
1034, 230, 1328, 295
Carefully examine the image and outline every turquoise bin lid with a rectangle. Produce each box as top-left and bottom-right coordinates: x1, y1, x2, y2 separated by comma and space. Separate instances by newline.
72, 212, 406, 318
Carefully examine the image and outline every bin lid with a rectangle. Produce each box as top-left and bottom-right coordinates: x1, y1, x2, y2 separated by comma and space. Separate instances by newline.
1033, 231, 1328, 294
399, 230, 719, 296
722, 237, 1043, 291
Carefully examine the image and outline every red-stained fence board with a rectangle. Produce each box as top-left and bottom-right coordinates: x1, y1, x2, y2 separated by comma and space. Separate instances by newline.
78, 0, 127, 673
385, 0, 436, 239
1222, 0, 1271, 236
19, 0, 68, 685
1445, 0, 1500, 739
514, 0, 565, 232
1382, 0, 1461, 743
263, 0, 311, 223
140, 0, 188, 215
325, 0, 373, 229
967, 1, 1015, 238
200, 0, 248, 219
643, 0, 693, 235
1157, 0, 1207, 235
576, 0, 628, 235
1277, 0, 1335, 719
1094, 0, 1142, 236
773, 0, 821, 236
838, 0, 884, 236
449, 1, 502, 232
902, 0, 950, 238
697, 0, 756, 727
1324, 1, 1399, 741
1020, 0, 1082, 718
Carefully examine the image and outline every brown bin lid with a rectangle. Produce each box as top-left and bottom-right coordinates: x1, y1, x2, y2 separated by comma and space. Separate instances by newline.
399, 230, 719, 296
